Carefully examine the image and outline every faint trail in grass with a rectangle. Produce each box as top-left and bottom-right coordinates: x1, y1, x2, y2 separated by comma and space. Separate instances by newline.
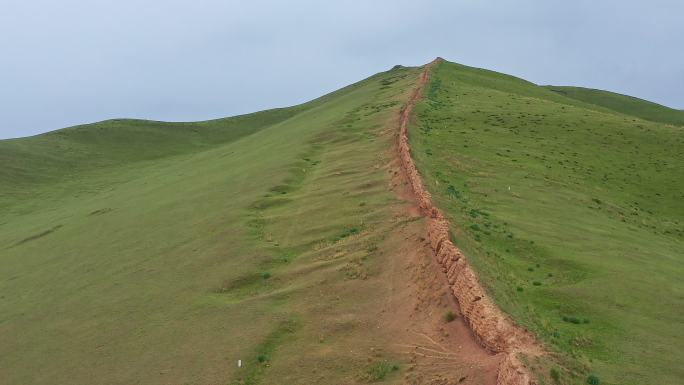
13, 224, 63, 247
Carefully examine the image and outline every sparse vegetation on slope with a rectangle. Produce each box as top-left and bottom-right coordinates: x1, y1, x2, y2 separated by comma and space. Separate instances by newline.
411, 60, 684, 385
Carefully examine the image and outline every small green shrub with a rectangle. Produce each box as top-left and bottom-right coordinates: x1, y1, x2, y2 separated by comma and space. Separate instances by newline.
257, 354, 268, 363
261, 272, 271, 280
334, 227, 360, 241
587, 374, 600, 385
365, 361, 399, 381
468, 209, 488, 218
516, 286, 524, 292
447, 185, 461, 199
533, 281, 542, 286
550, 367, 560, 383
444, 311, 456, 322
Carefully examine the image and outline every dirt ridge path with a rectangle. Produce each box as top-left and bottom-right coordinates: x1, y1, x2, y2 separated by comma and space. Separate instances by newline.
396, 58, 542, 385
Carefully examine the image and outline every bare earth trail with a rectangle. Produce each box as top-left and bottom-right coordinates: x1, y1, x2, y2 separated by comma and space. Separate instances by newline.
376, 213, 500, 385
392, 58, 542, 385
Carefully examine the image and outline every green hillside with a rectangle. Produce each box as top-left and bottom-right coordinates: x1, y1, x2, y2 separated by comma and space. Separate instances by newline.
0, 109, 305, 210
544, 86, 684, 126
2, 58, 682, 385
411, 60, 683, 385
0, 67, 441, 385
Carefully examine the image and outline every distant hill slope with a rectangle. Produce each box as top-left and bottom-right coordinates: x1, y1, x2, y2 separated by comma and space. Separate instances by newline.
412, 60, 684, 385
0, 108, 305, 209
545, 85, 684, 126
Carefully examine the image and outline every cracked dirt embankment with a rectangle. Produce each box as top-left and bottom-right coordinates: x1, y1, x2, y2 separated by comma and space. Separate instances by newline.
397, 58, 541, 385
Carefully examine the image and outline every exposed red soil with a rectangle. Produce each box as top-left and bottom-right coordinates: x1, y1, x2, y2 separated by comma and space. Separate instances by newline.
376, 208, 501, 385
395, 58, 542, 385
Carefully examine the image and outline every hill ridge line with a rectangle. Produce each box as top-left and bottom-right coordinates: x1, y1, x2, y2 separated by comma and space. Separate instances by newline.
397, 58, 541, 385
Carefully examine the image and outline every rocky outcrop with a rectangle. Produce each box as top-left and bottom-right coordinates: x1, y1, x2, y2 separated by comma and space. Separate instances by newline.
397, 58, 539, 385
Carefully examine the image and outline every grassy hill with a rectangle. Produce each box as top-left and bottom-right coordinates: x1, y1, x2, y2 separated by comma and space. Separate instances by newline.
1, 66, 446, 385
0, 109, 305, 210
411, 60, 683, 385
544, 86, 684, 126
2, 58, 682, 385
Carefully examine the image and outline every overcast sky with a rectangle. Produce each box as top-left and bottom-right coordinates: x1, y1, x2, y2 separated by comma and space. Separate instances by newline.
1, 0, 682, 139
